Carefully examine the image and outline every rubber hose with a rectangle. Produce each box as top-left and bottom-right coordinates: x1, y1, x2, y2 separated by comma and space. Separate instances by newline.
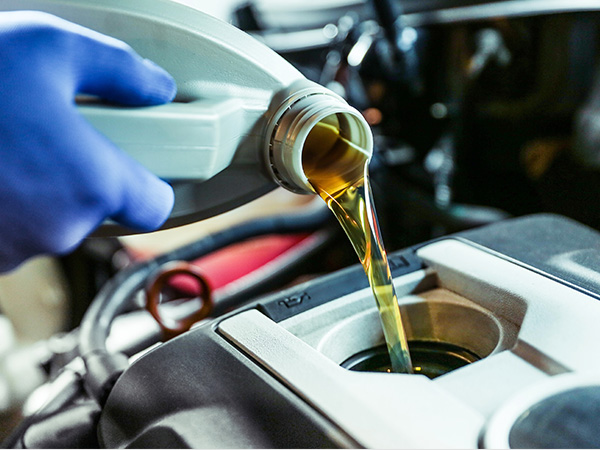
78, 203, 332, 401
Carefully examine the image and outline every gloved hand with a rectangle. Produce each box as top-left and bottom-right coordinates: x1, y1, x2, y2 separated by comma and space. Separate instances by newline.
0, 11, 177, 272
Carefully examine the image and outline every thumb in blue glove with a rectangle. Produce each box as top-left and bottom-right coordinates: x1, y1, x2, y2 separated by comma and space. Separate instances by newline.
0, 11, 177, 272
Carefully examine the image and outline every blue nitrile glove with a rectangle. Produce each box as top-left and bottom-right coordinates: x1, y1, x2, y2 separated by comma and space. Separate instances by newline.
0, 11, 177, 272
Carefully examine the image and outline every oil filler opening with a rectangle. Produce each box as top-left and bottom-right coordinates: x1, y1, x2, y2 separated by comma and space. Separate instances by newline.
308, 290, 505, 379
341, 341, 481, 379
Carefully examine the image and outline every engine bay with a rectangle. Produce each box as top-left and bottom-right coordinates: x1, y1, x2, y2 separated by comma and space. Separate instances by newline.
3, 1, 600, 448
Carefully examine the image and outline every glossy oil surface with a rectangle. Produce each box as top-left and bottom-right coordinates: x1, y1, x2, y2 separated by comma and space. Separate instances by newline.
302, 117, 413, 373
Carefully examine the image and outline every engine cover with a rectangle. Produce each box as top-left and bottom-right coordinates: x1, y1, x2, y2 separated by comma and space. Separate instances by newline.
99, 214, 600, 448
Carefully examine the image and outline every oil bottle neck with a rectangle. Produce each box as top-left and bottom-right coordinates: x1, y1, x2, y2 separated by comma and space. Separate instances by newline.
266, 87, 373, 194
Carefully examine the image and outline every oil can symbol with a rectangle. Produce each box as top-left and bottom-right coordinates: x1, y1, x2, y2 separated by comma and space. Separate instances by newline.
278, 293, 310, 308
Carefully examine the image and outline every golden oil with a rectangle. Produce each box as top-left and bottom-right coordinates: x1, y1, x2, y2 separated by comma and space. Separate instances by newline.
302, 116, 413, 374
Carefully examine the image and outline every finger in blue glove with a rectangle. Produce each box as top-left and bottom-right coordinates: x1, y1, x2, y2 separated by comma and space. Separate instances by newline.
0, 11, 177, 272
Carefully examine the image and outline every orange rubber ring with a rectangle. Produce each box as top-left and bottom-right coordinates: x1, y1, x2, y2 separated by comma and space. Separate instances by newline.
145, 261, 213, 340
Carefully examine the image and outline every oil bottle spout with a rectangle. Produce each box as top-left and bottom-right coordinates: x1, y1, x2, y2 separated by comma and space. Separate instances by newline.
265, 84, 373, 195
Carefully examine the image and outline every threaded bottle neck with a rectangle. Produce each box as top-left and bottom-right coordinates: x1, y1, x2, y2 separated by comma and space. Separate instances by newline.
266, 89, 373, 194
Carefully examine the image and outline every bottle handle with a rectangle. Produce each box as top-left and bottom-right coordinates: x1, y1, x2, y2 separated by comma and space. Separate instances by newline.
78, 98, 246, 181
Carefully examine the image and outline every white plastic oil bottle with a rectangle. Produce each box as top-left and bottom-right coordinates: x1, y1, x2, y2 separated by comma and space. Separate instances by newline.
0, 0, 412, 373
0, 0, 370, 229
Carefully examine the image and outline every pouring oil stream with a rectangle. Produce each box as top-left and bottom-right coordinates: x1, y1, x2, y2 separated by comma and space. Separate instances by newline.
302, 120, 413, 374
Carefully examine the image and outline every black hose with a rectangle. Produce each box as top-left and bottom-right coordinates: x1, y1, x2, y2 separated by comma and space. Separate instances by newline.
1, 368, 84, 449
78, 202, 332, 403
371, 0, 403, 58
